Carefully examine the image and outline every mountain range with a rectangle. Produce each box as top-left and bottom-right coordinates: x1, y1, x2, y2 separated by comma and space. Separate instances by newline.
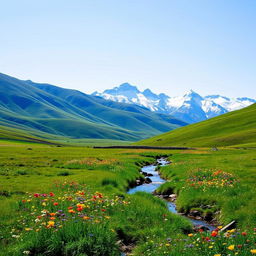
93, 83, 255, 123
0, 73, 186, 143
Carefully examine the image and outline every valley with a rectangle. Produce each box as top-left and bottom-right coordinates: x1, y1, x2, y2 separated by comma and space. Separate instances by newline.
0, 73, 255, 255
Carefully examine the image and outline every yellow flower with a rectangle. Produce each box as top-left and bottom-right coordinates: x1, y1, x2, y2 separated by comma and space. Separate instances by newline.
214, 254, 221, 256
251, 249, 256, 254
227, 245, 235, 250
25, 228, 32, 231
47, 221, 55, 228
217, 226, 223, 229
188, 233, 193, 237
209, 246, 213, 248
165, 243, 170, 247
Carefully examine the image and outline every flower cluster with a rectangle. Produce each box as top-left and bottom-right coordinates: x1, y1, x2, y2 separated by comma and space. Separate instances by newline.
143, 227, 256, 255
10, 181, 129, 239
187, 169, 237, 189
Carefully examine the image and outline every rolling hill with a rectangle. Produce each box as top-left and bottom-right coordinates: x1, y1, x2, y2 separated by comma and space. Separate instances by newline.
0, 73, 187, 143
136, 103, 256, 147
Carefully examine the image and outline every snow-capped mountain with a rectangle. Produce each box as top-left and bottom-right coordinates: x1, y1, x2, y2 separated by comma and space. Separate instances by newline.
92, 83, 255, 123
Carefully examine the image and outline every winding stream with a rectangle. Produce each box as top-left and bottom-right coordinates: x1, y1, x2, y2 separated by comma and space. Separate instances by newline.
127, 158, 216, 231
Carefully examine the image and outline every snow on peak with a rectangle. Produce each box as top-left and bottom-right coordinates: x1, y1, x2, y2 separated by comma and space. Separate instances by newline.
93, 83, 255, 123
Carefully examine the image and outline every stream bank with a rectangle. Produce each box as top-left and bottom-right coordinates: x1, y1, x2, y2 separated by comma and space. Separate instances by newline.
127, 158, 216, 231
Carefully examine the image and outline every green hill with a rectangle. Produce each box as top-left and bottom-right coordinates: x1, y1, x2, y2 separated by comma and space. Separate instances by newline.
136, 103, 256, 147
0, 73, 187, 143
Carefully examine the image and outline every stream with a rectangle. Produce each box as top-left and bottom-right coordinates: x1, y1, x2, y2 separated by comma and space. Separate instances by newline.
127, 158, 216, 231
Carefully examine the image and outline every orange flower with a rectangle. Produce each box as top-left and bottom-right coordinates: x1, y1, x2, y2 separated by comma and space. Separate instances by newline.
68, 209, 76, 213
83, 216, 90, 220
49, 213, 56, 216
53, 202, 59, 206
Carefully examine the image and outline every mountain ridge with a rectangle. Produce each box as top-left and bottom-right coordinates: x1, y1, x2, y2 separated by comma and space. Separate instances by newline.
0, 73, 187, 142
94, 83, 255, 123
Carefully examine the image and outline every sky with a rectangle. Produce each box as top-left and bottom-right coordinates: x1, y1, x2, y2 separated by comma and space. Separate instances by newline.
0, 0, 255, 98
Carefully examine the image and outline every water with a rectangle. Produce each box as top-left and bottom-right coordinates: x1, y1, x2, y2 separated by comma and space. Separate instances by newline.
127, 158, 216, 231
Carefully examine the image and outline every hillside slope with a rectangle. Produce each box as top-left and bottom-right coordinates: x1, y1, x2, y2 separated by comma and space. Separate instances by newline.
0, 73, 187, 142
136, 104, 256, 147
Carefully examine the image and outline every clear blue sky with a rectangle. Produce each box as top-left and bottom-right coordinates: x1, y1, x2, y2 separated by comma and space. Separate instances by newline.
0, 0, 255, 97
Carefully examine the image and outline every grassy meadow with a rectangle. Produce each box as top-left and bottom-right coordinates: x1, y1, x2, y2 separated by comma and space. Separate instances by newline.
137, 103, 256, 148
0, 140, 255, 255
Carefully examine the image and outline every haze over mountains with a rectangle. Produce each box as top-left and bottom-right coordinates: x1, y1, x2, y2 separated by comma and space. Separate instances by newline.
0, 73, 186, 143
93, 83, 255, 123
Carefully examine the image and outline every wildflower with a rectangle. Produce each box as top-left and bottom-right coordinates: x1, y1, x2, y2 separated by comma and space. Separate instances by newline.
188, 233, 193, 237
241, 232, 247, 236
12, 235, 20, 238
105, 216, 111, 219
211, 230, 218, 237
53, 202, 59, 206
49, 192, 54, 197
34, 193, 40, 198
23, 251, 30, 255
49, 213, 56, 216
227, 245, 235, 250
83, 216, 90, 220
214, 254, 221, 256
68, 209, 75, 213
97, 193, 103, 198
25, 228, 32, 231
251, 249, 256, 254
47, 221, 55, 228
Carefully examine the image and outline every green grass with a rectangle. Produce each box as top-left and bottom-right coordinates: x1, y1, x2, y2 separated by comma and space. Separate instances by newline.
0, 141, 255, 255
155, 149, 256, 227
0, 125, 133, 147
136, 103, 256, 147
0, 142, 192, 255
